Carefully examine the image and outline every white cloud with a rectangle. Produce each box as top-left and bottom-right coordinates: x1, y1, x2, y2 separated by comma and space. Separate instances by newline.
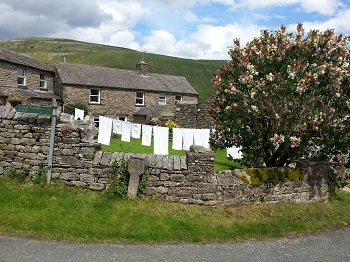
234, 0, 343, 15
0, 0, 349, 60
300, 0, 343, 15
109, 31, 141, 51
140, 23, 262, 59
287, 9, 350, 34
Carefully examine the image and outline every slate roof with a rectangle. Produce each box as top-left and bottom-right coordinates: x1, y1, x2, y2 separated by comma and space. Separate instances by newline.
0, 86, 61, 100
0, 48, 53, 72
55, 62, 198, 95
133, 104, 165, 116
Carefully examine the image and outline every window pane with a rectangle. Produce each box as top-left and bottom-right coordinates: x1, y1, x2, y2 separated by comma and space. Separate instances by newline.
93, 115, 99, 127
175, 95, 182, 101
17, 69, 25, 76
90, 96, 99, 102
40, 74, 47, 88
159, 94, 166, 105
90, 89, 100, 103
136, 92, 144, 105
91, 89, 99, 95
17, 69, 25, 85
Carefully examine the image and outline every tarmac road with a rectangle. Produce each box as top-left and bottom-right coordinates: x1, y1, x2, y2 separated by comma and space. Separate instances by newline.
1, 226, 350, 262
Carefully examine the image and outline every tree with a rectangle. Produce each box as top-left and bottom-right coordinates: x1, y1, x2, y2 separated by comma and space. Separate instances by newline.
210, 24, 350, 167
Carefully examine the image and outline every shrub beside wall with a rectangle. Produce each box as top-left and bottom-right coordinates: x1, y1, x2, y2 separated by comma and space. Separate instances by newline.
0, 106, 329, 206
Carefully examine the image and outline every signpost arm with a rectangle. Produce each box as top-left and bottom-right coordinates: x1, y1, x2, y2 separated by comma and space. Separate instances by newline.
47, 98, 57, 186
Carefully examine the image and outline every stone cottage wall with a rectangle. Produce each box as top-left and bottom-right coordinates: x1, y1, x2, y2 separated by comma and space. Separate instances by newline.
174, 101, 198, 128
173, 94, 216, 129
195, 93, 216, 129
0, 106, 329, 206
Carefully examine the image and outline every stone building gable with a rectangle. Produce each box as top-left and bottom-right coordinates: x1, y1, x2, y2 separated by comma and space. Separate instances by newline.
0, 48, 53, 73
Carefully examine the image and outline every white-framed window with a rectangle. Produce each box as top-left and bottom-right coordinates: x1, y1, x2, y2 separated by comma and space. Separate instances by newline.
175, 95, 182, 104
90, 88, 100, 103
159, 93, 166, 105
17, 68, 26, 86
93, 115, 100, 127
39, 74, 47, 89
117, 116, 127, 121
135, 92, 144, 105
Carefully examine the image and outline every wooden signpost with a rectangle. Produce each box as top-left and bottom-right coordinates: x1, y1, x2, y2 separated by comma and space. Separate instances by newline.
15, 100, 57, 186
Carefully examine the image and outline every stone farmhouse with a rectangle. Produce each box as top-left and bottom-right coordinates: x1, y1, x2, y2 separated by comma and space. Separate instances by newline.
0, 48, 60, 107
54, 60, 199, 125
0, 48, 215, 128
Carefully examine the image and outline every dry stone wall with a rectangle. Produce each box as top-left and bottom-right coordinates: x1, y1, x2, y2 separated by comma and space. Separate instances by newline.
0, 106, 329, 206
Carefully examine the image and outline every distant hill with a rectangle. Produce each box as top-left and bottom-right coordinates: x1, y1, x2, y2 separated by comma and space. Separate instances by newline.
0, 37, 227, 101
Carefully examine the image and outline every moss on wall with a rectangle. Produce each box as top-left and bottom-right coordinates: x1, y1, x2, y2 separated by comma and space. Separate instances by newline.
235, 167, 303, 187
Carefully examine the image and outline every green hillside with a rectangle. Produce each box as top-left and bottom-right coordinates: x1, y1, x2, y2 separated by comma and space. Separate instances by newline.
0, 38, 226, 101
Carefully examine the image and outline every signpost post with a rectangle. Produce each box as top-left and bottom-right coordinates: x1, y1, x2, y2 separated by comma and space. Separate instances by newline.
15, 101, 57, 186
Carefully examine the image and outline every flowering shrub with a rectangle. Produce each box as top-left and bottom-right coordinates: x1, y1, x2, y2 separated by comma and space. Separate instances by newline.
165, 119, 180, 140
165, 119, 180, 129
210, 24, 350, 167
61, 124, 76, 137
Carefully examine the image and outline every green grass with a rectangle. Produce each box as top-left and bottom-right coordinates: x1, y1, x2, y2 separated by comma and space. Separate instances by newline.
1, 177, 350, 243
0, 38, 225, 101
102, 137, 241, 171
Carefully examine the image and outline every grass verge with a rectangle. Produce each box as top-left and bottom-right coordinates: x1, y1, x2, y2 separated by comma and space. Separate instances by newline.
1, 177, 350, 243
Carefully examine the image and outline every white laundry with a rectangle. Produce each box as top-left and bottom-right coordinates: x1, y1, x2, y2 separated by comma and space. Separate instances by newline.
112, 119, 122, 134
153, 126, 169, 155
194, 129, 211, 149
226, 146, 243, 159
172, 128, 183, 150
131, 123, 141, 139
74, 108, 84, 120
182, 128, 195, 150
97, 116, 113, 145
121, 121, 132, 142
141, 124, 153, 146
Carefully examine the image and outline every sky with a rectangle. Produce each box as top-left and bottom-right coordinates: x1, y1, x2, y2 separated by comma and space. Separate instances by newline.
0, 0, 350, 60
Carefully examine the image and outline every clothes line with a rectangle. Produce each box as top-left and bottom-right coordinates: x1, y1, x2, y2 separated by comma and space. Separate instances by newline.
96, 116, 213, 155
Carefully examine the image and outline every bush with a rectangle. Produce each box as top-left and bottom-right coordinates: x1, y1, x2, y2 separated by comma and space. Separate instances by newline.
64, 102, 88, 116
210, 24, 350, 167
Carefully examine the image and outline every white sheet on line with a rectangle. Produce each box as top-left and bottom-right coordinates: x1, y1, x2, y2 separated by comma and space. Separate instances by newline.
226, 146, 243, 159
112, 119, 122, 134
74, 108, 84, 120
153, 126, 169, 155
141, 124, 152, 146
172, 128, 183, 150
182, 128, 194, 150
131, 123, 141, 139
194, 128, 210, 149
121, 121, 132, 142
97, 116, 113, 145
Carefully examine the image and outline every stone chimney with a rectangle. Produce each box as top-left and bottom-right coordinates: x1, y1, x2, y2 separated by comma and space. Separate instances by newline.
136, 60, 149, 76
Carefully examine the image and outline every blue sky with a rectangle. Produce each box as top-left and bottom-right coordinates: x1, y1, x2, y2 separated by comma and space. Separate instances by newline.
0, 0, 349, 59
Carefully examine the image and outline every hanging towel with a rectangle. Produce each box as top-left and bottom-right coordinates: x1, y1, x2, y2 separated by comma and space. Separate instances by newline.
97, 116, 113, 145
121, 121, 132, 142
226, 146, 243, 159
74, 108, 84, 120
112, 119, 122, 134
194, 129, 211, 149
153, 126, 169, 155
182, 128, 195, 150
142, 124, 153, 146
131, 123, 141, 139
172, 128, 183, 150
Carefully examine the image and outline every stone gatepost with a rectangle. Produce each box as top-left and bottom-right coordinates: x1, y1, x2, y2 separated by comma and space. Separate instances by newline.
127, 156, 146, 199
